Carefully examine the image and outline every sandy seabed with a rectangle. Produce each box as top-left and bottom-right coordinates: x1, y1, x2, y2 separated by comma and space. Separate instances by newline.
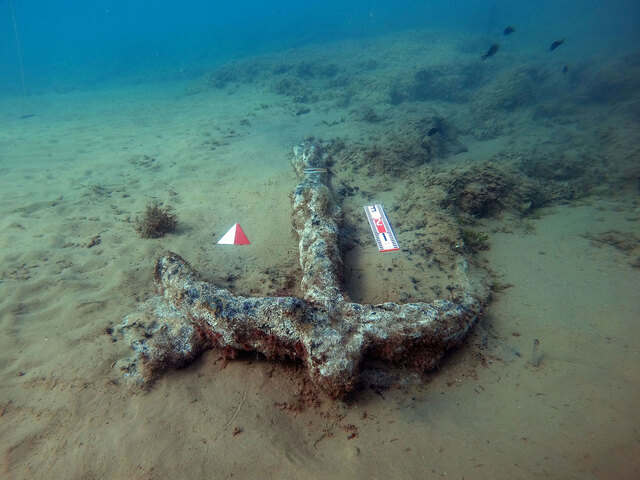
1, 31, 639, 479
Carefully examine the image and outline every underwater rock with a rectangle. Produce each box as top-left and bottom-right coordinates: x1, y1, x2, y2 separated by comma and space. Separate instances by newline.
469, 65, 549, 139
436, 162, 546, 217
389, 62, 484, 105
418, 116, 468, 158
471, 65, 544, 115
116, 140, 488, 398
347, 116, 468, 177
272, 76, 316, 103
575, 52, 640, 104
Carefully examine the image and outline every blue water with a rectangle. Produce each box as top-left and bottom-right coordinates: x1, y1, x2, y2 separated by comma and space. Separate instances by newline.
2, 0, 639, 93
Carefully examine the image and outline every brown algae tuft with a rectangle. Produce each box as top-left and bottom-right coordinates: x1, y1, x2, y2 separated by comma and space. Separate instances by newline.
135, 204, 178, 238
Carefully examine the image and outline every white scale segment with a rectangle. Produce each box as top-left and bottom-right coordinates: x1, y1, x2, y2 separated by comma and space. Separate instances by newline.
364, 204, 399, 252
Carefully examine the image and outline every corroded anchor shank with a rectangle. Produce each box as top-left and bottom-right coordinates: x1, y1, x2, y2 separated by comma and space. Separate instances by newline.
291, 141, 344, 311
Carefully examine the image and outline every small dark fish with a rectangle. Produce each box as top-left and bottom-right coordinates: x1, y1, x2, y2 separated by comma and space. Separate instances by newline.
20, 113, 35, 119
503, 26, 516, 35
296, 107, 310, 116
426, 127, 439, 137
550, 39, 564, 51
481, 43, 500, 60
562, 65, 569, 73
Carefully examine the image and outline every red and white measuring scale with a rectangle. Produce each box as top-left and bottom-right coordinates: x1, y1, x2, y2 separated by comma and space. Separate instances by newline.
364, 204, 399, 252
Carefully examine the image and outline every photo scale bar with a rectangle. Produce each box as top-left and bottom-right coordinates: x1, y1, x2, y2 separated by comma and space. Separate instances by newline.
364, 204, 400, 252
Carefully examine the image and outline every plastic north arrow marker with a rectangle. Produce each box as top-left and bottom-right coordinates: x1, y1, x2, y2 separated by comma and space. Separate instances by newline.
217, 223, 250, 245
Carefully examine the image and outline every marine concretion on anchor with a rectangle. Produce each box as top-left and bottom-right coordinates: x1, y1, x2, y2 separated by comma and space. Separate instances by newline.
116, 140, 488, 398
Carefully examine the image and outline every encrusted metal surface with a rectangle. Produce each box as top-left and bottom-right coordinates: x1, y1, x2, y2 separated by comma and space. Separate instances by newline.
116, 140, 487, 397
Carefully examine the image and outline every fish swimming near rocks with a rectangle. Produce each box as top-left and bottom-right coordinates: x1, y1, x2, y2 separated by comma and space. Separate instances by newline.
481, 43, 500, 60
503, 26, 516, 35
550, 39, 564, 51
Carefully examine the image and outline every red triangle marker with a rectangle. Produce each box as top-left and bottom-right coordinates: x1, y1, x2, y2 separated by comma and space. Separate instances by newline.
232, 223, 250, 245
217, 223, 250, 245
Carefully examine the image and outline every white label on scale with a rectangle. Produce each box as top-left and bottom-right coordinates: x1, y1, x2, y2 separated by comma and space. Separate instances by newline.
364, 204, 399, 252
